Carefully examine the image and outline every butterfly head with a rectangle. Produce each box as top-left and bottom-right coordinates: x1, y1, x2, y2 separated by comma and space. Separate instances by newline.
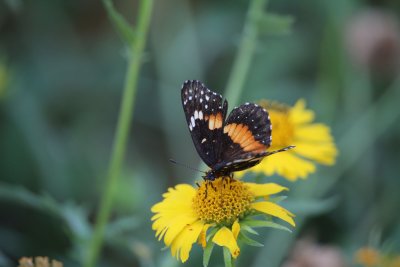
203, 170, 218, 181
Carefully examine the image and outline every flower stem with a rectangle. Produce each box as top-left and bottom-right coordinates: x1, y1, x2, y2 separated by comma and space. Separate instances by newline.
224, 0, 268, 107
83, 1, 153, 267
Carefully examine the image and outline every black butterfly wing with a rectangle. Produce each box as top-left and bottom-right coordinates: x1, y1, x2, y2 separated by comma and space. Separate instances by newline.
214, 103, 272, 173
181, 80, 228, 167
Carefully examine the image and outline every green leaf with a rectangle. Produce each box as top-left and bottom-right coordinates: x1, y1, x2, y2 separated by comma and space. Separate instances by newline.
206, 227, 219, 241
258, 13, 294, 35
223, 247, 232, 267
241, 224, 259, 235
238, 232, 264, 247
203, 242, 215, 267
241, 219, 292, 233
102, 0, 136, 45
0, 183, 93, 261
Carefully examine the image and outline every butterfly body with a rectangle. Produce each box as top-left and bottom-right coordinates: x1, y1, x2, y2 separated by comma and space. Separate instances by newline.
181, 80, 293, 181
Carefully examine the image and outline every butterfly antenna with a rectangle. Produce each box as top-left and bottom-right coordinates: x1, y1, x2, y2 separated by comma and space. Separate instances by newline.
267, 145, 296, 156
169, 159, 206, 174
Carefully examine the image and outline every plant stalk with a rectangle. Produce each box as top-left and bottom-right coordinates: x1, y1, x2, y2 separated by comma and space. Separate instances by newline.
224, 0, 268, 107
84, 1, 153, 267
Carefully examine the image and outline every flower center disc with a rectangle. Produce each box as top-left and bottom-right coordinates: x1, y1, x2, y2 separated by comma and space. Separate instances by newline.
192, 178, 253, 224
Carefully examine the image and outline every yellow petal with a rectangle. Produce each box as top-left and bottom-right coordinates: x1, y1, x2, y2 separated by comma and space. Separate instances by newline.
295, 123, 334, 143
170, 220, 204, 262
151, 185, 196, 213
294, 141, 338, 165
198, 223, 213, 248
243, 152, 316, 181
232, 220, 240, 240
246, 182, 288, 197
162, 215, 199, 246
290, 99, 315, 125
251, 201, 295, 227
212, 227, 240, 259
151, 183, 199, 243
154, 215, 199, 243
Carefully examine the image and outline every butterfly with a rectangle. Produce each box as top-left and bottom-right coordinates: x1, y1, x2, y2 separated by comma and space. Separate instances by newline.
181, 80, 294, 181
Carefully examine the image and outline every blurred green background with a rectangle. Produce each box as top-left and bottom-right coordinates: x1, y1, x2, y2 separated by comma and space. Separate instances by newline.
1, 0, 400, 266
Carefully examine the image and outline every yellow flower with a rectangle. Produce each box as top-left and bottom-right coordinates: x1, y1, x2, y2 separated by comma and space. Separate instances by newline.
238, 99, 338, 181
18, 257, 63, 267
355, 247, 381, 267
151, 178, 295, 263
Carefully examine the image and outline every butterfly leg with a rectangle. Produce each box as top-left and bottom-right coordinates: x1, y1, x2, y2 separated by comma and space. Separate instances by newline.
221, 176, 228, 189
209, 181, 217, 192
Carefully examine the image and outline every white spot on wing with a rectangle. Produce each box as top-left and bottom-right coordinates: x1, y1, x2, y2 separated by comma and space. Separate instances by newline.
189, 96, 192, 100
201, 138, 207, 143
191, 116, 195, 127
205, 95, 210, 101
199, 111, 203, 120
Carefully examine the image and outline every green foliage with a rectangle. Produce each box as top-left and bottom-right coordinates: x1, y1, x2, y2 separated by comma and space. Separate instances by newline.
258, 13, 294, 35
102, 0, 136, 45
223, 247, 232, 267
238, 232, 264, 247
1, 0, 400, 266
203, 242, 215, 267
241, 218, 292, 233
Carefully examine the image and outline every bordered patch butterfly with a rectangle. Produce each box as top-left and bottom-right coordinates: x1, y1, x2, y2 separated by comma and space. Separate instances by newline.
181, 80, 294, 181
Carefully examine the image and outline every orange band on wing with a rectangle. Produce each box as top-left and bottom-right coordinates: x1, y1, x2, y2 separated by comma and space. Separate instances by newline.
224, 123, 266, 153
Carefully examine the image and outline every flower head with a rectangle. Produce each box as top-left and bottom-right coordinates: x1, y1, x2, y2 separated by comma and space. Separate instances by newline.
355, 247, 381, 267
238, 99, 338, 181
18, 257, 63, 267
354, 247, 400, 267
151, 178, 295, 263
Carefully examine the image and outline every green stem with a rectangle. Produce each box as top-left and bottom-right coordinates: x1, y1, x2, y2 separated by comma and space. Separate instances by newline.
224, 0, 268, 107
83, 1, 153, 267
